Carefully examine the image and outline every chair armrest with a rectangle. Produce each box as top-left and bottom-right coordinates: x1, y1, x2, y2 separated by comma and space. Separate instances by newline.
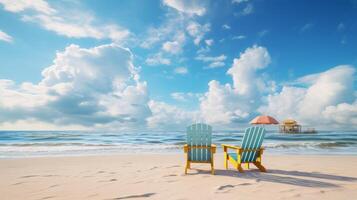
211, 144, 216, 154
184, 144, 188, 153
221, 144, 241, 151
184, 144, 217, 153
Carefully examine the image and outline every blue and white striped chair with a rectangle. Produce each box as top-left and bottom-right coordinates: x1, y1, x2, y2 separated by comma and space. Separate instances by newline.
222, 126, 267, 172
184, 123, 216, 174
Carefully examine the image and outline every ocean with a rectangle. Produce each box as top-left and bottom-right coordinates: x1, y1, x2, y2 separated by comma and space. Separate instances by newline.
0, 130, 357, 158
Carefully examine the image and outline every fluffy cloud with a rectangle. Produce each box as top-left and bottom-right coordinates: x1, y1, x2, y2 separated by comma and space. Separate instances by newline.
171, 92, 201, 102
146, 100, 197, 130
196, 54, 227, 69
0, 0, 55, 14
0, 0, 129, 41
232, 35, 246, 40
200, 80, 249, 124
232, 0, 249, 4
0, 30, 12, 42
205, 39, 213, 46
145, 53, 171, 66
198, 45, 357, 130
322, 101, 357, 128
259, 65, 356, 129
200, 45, 271, 125
222, 24, 231, 30
0, 44, 151, 129
163, 0, 207, 16
232, 0, 254, 16
227, 45, 271, 96
186, 21, 210, 45
242, 4, 254, 15
174, 67, 188, 74
162, 32, 185, 54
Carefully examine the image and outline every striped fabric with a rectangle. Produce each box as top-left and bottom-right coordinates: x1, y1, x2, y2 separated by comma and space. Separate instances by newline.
233, 126, 265, 163
186, 123, 212, 162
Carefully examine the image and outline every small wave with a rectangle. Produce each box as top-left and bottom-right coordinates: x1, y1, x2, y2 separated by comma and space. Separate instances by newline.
266, 141, 357, 149
0, 143, 115, 147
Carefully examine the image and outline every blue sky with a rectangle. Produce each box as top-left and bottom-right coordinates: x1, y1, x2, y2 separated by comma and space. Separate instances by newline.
0, 0, 356, 130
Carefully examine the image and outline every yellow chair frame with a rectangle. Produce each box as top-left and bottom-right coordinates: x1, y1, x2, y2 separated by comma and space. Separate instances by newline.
222, 144, 266, 173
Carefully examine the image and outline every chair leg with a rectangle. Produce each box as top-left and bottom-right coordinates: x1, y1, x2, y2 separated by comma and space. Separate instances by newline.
210, 153, 215, 175
224, 153, 228, 169
237, 164, 244, 173
185, 161, 190, 174
254, 162, 266, 172
211, 162, 214, 175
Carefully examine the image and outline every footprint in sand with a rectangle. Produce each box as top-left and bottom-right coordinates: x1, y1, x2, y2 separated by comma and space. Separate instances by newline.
216, 183, 252, 193
280, 189, 296, 193
148, 166, 158, 170
48, 184, 59, 188
12, 182, 26, 186
99, 179, 118, 182
217, 184, 235, 191
132, 181, 144, 184
19, 174, 58, 179
166, 165, 180, 168
163, 174, 177, 177
19, 175, 39, 178
40, 196, 55, 200
110, 192, 156, 199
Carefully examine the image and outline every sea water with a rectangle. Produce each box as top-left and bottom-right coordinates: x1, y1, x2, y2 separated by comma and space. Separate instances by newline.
0, 131, 357, 158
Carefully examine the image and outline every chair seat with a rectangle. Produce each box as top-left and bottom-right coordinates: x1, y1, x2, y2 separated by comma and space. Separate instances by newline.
228, 152, 258, 163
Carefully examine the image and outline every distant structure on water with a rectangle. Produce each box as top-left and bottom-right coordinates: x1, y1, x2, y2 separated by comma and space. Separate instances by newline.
279, 119, 317, 134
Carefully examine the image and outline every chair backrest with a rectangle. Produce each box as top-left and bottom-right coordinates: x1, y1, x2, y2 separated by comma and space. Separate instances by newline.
240, 126, 266, 163
186, 123, 212, 162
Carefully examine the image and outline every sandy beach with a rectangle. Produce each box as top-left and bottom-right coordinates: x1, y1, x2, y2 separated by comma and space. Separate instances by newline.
1, 153, 357, 200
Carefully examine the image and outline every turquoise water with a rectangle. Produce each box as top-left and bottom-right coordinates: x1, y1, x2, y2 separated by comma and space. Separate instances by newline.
0, 131, 357, 158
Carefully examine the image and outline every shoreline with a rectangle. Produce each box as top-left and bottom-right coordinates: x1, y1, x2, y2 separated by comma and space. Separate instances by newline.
2, 154, 357, 199
2, 151, 357, 160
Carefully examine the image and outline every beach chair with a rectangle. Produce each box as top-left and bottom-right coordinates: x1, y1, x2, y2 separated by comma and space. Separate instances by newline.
222, 126, 267, 172
184, 123, 216, 175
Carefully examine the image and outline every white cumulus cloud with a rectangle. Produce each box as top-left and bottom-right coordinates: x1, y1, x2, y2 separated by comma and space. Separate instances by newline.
186, 21, 210, 45
0, 44, 150, 130
0, 30, 12, 42
259, 65, 356, 129
147, 100, 197, 130
0, 0, 55, 14
0, 0, 129, 42
145, 53, 171, 66
196, 54, 227, 69
162, 32, 185, 54
163, 0, 207, 16
199, 45, 271, 125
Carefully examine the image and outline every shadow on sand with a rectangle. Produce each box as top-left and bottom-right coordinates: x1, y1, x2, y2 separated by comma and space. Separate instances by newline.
189, 168, 357, 188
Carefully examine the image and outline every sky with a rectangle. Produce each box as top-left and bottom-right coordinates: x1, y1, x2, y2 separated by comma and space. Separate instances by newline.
0, 0, 356, 131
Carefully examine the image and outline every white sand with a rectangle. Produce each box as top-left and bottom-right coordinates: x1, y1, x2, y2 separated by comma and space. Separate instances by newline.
1, 153, 357, 200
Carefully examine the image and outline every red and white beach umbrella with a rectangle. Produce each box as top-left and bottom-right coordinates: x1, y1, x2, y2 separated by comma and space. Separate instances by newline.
250, 115, 279, 125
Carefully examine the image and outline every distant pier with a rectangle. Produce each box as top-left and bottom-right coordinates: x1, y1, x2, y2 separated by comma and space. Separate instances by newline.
279, 119, 317, 134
